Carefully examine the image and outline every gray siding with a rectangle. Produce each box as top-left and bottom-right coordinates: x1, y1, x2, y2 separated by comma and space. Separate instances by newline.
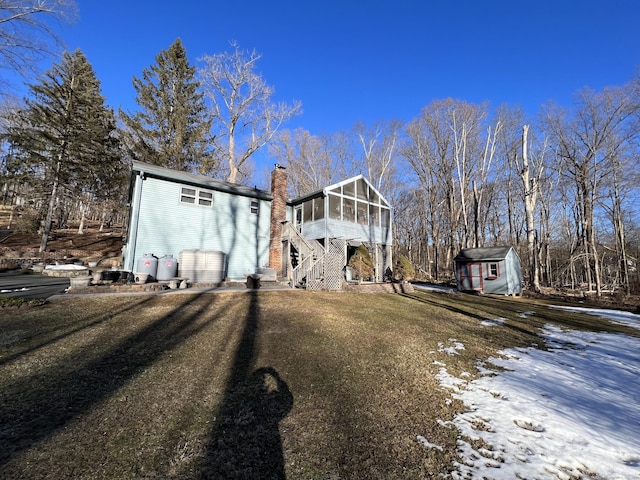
481, 260, 508, 294
124, 176, 271, 281
454, 247, 523, 295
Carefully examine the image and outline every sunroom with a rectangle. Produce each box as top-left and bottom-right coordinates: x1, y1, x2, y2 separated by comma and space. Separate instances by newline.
283, 175, 393, 286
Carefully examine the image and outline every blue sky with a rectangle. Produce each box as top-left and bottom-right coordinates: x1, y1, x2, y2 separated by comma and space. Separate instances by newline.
60, 0, 639, 138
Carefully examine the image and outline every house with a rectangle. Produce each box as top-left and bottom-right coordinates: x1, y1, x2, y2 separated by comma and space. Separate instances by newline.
123, 161, 273, 282
122, 161, 393, 290
454, 246, 523, 295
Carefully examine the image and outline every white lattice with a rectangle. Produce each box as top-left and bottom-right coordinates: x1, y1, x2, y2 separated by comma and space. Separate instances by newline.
324, 239, 346, 290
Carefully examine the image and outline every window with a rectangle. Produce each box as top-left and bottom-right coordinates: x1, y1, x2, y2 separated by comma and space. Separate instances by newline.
343, 198, 355, 222
303, 200, 313, 222
369, 205, 380, 227
356, 178, 369, 201
356, 201, 368, 225
488, 263, 500, 278
180, 186, 213, 207
198, 191, 213, 207
180, 187, 196, 204
250, 200, 259, 214
381, 207, 390, 229
328, 194, 341, 220
343, 180, 355, 198
313, 198, 324, 220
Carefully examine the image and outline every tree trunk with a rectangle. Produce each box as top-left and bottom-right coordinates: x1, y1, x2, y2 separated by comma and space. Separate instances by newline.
77, 201, 86, 234
40, 161, 62, 253
521, 125, 540, 292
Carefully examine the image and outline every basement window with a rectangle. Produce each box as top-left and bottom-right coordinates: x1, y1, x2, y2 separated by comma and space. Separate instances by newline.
180, 186, 213, 207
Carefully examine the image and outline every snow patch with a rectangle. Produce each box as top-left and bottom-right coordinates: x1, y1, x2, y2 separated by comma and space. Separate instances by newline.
481, 317, 505, 326
436, 306, 640, 479
438, 338, 465, 355
416, 435, 444, 451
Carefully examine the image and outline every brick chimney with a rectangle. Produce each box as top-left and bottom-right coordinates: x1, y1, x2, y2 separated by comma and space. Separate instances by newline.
268, 164, 288, 276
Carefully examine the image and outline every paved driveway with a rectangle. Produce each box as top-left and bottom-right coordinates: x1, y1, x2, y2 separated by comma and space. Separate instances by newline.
0, 271, 70, 299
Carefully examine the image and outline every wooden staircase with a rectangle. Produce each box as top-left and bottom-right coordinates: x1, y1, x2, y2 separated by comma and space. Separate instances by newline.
282, 223, 326, 289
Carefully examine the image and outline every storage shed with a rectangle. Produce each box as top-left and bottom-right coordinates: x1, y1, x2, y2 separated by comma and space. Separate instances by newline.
454, 246, 523, 295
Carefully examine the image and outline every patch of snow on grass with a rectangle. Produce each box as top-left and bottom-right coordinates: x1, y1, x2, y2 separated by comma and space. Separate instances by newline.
438, 338, 465, 355
438, 315, 640, 479
550, 305, 640, 330
481, 317, 505, 326
416, 435, 444, 451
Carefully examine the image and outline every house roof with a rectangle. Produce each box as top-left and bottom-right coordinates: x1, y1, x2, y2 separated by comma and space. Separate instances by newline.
290, 174, 392, 209
454, 246, 515, 261
131, 160, 273, 201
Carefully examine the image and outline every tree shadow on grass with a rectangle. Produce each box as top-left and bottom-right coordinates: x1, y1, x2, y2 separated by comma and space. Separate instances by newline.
0, 292, 235, 468
199, 291, 293, 479
0, 296, 156, 367
400, 291, 541, 340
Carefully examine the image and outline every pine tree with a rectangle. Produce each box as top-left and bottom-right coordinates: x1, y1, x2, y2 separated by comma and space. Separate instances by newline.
119, 38, 215, 174
5, 48, 122, 252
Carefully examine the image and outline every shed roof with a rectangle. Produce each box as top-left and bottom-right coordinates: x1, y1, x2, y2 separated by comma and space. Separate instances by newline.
454, 246, 515, 262
131, 160, 273, 201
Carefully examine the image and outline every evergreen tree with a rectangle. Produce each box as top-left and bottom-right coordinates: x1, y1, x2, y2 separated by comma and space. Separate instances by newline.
4, 48, 122, 252
119, 38, 215, 174
348, 244, 375, 281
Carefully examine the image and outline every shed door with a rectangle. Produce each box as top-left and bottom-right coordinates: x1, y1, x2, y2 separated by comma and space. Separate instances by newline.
459, 262, 483, 291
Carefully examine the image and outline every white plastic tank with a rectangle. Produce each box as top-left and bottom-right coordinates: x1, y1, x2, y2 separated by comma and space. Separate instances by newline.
137, 253, 158, 280
157, 254, 178, 280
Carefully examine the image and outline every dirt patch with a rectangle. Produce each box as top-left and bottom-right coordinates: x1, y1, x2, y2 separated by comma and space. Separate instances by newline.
0, 226, 124, 267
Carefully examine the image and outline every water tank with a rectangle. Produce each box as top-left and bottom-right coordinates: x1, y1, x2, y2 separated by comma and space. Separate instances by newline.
179, 249, 226, 283
137, 253, 158, 280
157, 254, 178, 281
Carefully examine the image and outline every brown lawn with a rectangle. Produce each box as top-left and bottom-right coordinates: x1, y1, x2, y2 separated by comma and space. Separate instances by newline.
1, 289, 636, 479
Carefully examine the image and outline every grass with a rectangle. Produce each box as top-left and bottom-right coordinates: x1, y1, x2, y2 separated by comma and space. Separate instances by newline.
0, 289, 637, 479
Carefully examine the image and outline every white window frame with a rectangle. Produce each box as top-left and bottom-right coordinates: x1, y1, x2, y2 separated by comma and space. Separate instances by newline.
180, 186, 213, 207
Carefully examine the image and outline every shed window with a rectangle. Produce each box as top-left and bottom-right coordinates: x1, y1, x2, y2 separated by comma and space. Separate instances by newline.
180, 186, 213, 207
250, 200, 259, 214
488, 263, 500, 278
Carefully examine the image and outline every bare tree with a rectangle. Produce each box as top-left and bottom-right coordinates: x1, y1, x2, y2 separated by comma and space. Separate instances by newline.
0, 0, 76, 85
198, 42, 301, 183
353, 119, 402, 193
519, 124, 548, 292
269, 128, 352, 197
544, 82, 640, 296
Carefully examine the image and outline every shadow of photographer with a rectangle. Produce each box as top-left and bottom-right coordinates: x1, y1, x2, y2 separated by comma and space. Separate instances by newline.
206, 366, 293, 479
